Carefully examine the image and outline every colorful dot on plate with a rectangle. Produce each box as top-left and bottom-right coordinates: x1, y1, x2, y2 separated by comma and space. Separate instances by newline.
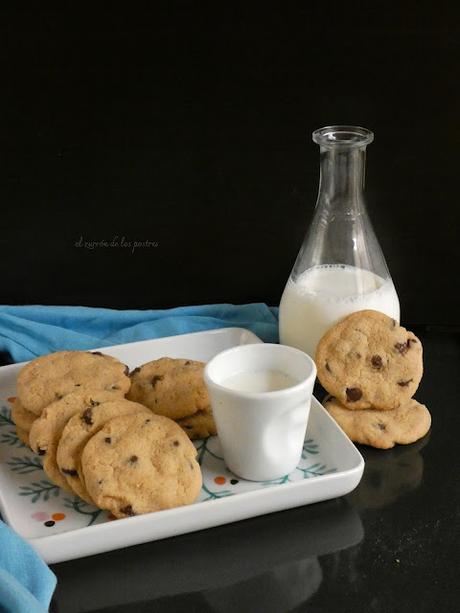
32, 512, 49, 522
214, 476, 226, 485
230, 479, 239, 485
52, 513, 65, 521
44, 521, 55, 528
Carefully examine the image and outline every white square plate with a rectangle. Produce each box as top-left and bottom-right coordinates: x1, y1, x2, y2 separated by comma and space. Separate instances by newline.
0, 327, 364, 563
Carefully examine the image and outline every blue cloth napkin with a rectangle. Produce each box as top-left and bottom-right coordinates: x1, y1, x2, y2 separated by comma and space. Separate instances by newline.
0, 303, 279, 363
0, 521, 56, 613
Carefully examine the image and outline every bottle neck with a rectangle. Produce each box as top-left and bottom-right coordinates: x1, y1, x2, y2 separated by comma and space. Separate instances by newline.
318, 146, 366, 210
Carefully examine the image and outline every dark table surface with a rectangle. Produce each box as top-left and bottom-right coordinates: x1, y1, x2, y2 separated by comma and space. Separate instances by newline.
47, 324, 459, 613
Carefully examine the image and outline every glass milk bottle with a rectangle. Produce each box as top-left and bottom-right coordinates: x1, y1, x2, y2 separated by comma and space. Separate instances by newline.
279, 125, 400, 358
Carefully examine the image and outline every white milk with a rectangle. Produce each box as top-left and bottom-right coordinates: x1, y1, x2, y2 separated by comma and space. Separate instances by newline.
279, 264, 400, 358
222, 370, 298, 393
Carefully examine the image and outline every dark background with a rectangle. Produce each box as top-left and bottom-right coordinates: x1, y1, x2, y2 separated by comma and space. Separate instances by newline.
1, 4, 459, 324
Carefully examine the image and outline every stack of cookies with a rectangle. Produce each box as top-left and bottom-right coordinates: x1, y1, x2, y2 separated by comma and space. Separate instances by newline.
10, 351, 204, 518
315, 310, 431, 449
127, 357, 217, 440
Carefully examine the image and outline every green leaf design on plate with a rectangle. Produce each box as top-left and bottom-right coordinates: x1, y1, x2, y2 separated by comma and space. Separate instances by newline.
201, 483, 233, 501
297, 463, 337, 478
261, 474, 291, 486
0, 431, 26, 447
302, 438, 319, 457
0, 406, 14, 428
19, 480, 60, 503
63, 496, 102, 526
195, 438, 224, 465
7, 456, 43, 474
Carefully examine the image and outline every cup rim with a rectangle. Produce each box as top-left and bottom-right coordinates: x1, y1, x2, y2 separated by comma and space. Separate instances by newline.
204, 343, 317, 399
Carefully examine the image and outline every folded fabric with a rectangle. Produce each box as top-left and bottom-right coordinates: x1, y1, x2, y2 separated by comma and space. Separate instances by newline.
0, 520, 56, 613
0, 303, 279, 363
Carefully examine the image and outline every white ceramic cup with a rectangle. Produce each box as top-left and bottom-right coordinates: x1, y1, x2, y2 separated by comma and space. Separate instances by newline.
204, 343, 317, 481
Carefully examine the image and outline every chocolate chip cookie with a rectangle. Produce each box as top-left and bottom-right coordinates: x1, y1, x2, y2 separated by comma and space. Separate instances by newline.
323, 395, 431, 449
29, 390, 121, 492
127, 358, 210, 420
316, 310, 423, 410
177, 409, 217, 440
17, 351, 130, 416
57, 399, 150, 503
11, 398, 37, 432
81, 412, 202, 518
16, 427, 30, 447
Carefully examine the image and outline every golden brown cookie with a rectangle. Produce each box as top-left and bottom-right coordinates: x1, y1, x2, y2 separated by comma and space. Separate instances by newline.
16, 427, 30, 447
81, 412, 202, 518
17, 350, 130, 416
323, 395, 431, 449
57, 399, 150, 504
316, 310, 423, 410
11, 398, 37, 432
127, 358, 210, 420
29, 390, 121, 492
177, 409, 217, 440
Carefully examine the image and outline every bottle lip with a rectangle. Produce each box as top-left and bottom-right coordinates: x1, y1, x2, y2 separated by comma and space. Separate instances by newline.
312, 125, 374, 149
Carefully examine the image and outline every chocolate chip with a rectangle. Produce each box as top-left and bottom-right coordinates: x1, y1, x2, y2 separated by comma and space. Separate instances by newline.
151, 375, 164, 387
376, 422, 386, 431
346, 387, 362, 402
144, 419, 151, 424
82, 408, 93, 425
37, 447, 46, 456
371, 355, 383, 369
104, 437, 112, 444
120, 505, 135, 517
394, 341, 410, 355
91, 351, 103, 356
130, 367, 141, 377
62, 468, 78, 476
397, 378, 413, 387
98, 479, 103, 485
184, 425, 193, 430
123, 364, 129, 376
185, 360, 191, 365
173, 440, 180, 446
129, 455, 138, 463
74, 383, 81, 387
325, 362, 332, 373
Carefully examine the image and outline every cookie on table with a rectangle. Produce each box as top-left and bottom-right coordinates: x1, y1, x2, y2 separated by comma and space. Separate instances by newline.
29, 391, 121, 492
323, 395, 431, 449
177, 409, 217, 440
17, 350, 130, 416
316, 310, 423, 410
57, 399, 150, 504
11, 398, 37, 432
127, 358, 210, 420
81, 412, 202, 518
